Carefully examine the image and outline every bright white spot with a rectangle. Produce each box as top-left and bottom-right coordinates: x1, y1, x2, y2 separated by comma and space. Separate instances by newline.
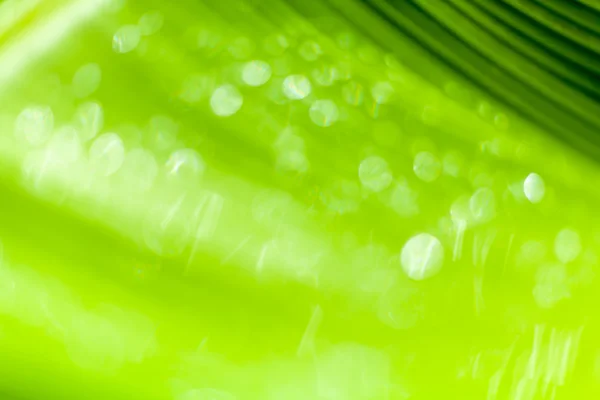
165, 148, 205, 182
138, 10, 163, 36
413, 151, 441, 182
112, 25, 141, 54
469, 187, 496, 224
554, 228, 581, 264
180, 74, 213, 103
371, 81, 394, 104
73, 101, 103, 142
242, 60, 271, 87
309, 99, 338, 127
524, 173, 545, 204
358, 155, 393, 192
390, 180, 419, 217
118, 149, 157, 192
401, 233, 444, 280
89, 133, 125, 176
72, 63, 101, 99
282, 75, 311, 100
210, 84, 243, 117
15, 105, 53, 146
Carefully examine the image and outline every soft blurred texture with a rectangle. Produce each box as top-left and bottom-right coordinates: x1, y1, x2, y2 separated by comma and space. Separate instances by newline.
0, 0, 600, 399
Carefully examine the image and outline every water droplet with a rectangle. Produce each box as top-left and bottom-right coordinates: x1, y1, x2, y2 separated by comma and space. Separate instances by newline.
73, 101, 103, 142
477, 101, 493, 120
442, 151, 463, 178
210, 85, 243, 117
494, 113, 509, 130
298, 40, 322, 61
274, 126, 305, 152
165, 148, 205, 183
276, 150, 309, 173
413, 151, 441, 182
523, 173, 545, 204
401, 233, 444, 280
263, 33, 289, 56
72, 63, 101, 99
112, 25, 141, 53
89, 133, 125, 176
48, 126, 82, 164
282, 75, 311, 100
516, 240, 547, 270
228, 37, 254, 59
138, 10, 163, 36
371, 81, 394, 104
180, 74, 214, 103
309, 99, 338, 127
14, 105, 53, 146
390, 180, 419, 217
554, 228, 581, 264
358, 156, 392, 192
469, 187, 496, 224
242, 60, 272, 87
533, 263, 570, 308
